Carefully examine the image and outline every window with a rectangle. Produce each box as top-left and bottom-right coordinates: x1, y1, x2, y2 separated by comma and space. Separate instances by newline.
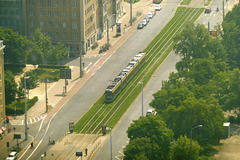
63, 32, 67, 38
48, 10, 51, 17
47, 21, 52, 27
30, 31, 34, 37
72, 11, 77, 18
48, 0, 51, 6
55, 32, 59, 38
73, 32, 78, 38
29, 0, 34, 5
72, 1, 77, 7
54, 0, 58, 7
40, 10, 44, 16
62, 0, 66, 7
55, 21, 59, 28
55, 11, 59, 17
40, 0, 44, 6
48, 32, 52, 37
62, 22, 66, 28
62, 11, 66, 17
29, 21, 34, 27
40, 21, 44, 27
29, 10, 34, 16
72, 22, 77, 29
16, 10, 19, 14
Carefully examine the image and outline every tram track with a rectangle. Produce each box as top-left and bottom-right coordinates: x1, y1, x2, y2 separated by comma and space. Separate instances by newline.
58, 7, 204, 159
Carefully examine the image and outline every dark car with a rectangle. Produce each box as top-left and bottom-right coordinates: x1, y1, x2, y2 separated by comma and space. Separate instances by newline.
205, 7, 211, 13
137, 23, 144, 29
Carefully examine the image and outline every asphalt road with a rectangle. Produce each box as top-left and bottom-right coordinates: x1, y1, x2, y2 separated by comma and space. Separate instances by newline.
92, 0, 234, 159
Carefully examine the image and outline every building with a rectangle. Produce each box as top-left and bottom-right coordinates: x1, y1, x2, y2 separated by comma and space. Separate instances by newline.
0, 40, 5, 130
0, 0, 26, 35
0, 0, 123, 57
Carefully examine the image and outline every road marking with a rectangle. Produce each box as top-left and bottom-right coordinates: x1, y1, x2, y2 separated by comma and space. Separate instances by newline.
37, 117, 40, 121
84, 62, 92, 71
29, 118, 32, 124
33, 118, 36, 123
119, 151, 124, 155
22, 120, 24, 125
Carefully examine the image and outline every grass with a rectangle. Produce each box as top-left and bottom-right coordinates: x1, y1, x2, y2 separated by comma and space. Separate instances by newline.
74, 7, 204, 134
204, 0, 212, 6
182, 0, 191, 5
32, 68, 60, 82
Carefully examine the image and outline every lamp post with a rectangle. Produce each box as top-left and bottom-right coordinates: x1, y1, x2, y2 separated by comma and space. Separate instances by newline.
45, 78, 49, 112
138, 82, 143, 116
190, 124, 202, 158
107, 14, 116, 48
106, 127, 112, 160
24, 76, 30, 140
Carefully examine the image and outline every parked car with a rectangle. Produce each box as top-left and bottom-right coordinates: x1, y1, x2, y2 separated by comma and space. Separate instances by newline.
146, 109, 157, 117
6, 151, 18, 160
148, 12, 153, 19
205, 7, 211, 13
137, 23, 144, 29
142, 19, 147, 26
145, 16, 150, 23
155, 5, 162, 11
151, 10, 156, 16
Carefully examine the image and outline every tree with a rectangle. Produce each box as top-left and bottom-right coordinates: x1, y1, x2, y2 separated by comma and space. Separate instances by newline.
123, 137, 158, 160
170, 135, 201, 160
0, 27, 30, 63
5, 71, 17, 105
126, 116, 174, 159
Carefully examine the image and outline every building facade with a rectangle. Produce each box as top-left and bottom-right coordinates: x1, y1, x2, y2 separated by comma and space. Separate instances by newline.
0, 0, 26, 35
0, 0, 124, 56
0, 40, 5, 128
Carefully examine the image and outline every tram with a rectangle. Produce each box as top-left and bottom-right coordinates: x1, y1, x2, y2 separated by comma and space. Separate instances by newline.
105, 52, 146, 103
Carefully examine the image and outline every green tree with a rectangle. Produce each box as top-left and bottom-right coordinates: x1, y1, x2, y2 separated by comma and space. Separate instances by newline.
5, 71, 17, 105
0, 27, 30, 63
170, 135, 201, 160
127, 116, 174, 159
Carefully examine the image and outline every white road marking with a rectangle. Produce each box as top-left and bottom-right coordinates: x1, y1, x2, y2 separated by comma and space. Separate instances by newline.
84, 62, 92, 71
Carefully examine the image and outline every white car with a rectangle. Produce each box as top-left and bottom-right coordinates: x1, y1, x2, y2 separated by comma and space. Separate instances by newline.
146, 109, 157, 117
148, 12, 153, 19
6, 151, 18, 160
142, 19, 147, 26
155, 5, 162, 11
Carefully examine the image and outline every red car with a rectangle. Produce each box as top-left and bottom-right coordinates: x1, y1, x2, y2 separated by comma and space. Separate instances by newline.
205, 7, 211, 13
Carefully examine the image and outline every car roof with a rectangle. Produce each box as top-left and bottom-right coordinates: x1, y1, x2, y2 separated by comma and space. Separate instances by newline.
147, 109, 153, 112
10, 152, 17, 155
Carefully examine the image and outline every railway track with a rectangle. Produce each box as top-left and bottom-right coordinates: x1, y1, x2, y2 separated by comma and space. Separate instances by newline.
58, 7, 204, 159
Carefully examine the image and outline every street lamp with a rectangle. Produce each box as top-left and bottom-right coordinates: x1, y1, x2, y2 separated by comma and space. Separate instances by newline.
190, 124, 202, 158
106, 127, 112, 160
24, 76, 30, 140
107, 14, 116, 48
138, 82, 143, 116
45, 78, 49, 112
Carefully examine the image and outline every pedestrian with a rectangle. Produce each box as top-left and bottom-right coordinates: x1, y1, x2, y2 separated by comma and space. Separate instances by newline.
85, 148, 88, 156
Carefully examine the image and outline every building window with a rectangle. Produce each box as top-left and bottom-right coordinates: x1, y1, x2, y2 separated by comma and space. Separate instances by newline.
40, 0, 44, 6
40, 10, 44, 17
48, 0, 51, 6
40, 21, 44, 27
72, 1, 77, 7
47, 21, 52, 27
55, 21, 59, 28
62, 0, 66, 7
55, 32, 59, 38
55, 11, 59, 17
48, 10, 51, 17
29, 21, 34, 27
16, 10, 19, 14
48, 32, 52, 37
63, 32, 67, 38
62, 11, 66, 17
73, 32, 78, 38
29, 10, 34, 16
72, 22, 77, 29
30, 31, 34, 37
54, 0, 59, 7
72, 11, 77, 18
62, 22, 66, 28
29, 0, 34, 5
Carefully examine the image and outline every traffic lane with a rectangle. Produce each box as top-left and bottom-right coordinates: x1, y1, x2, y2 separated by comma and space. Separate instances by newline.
93, 52, 181, 160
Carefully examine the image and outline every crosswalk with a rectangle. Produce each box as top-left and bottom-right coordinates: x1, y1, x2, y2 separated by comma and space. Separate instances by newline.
10, 114, 47, 126
83, 54, 105, 59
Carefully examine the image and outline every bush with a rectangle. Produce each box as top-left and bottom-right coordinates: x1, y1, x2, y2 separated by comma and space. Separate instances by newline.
6, 96, 38, 115
228, 115, 236, 123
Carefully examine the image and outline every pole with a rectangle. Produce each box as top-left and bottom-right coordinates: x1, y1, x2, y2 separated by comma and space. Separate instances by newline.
190, 129, 192, 158
80, 53, 83, 78
65, 69, 67, 93
24, 77, 28, 140
208, 21, 210, 31
141, 83, 143, 116
110, 128, 112, 160
45, 79, 48, 112
130, 0, 132, 25
107, 18, 109, 47
223, 0, 225, 19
